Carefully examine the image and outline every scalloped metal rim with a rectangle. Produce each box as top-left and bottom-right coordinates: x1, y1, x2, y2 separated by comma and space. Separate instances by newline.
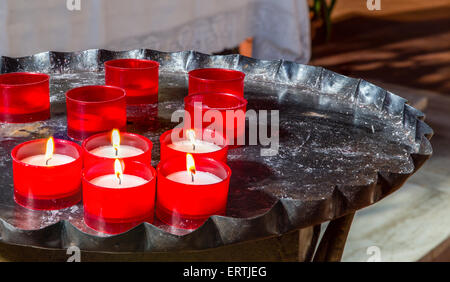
0, 49, 433, 253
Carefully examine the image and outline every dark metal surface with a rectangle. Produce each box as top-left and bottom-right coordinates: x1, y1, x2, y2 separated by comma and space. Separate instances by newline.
0, 49, 432, 252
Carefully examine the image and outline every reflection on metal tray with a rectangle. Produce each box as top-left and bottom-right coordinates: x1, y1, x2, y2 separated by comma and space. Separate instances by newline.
0, 49, 432, 252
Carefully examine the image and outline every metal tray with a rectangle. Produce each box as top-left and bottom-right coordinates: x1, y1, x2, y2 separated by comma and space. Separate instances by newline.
0, 49, 432, 252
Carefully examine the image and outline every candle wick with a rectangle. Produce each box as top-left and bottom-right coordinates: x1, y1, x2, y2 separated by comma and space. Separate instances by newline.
119, 178, 122, 185
192, 144, 195, 151
45, 158, 51, 166
191, 172, 194, 183
114, 147, 118, 157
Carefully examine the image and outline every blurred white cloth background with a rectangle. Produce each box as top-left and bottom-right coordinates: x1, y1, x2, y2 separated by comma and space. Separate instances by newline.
0, 0, 310, 63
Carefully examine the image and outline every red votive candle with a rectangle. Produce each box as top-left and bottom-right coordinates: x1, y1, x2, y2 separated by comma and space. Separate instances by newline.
156, 155, 231, 229
11, 138, 83, 210
82, 129, 152, 169
160, 128, 228, 163
188, 68, 245, 97
83, 160, 156, 234
184, 92, 248, 147
0, 72, 50, 123
66, 85, 127, 141
105, 59, 159, 105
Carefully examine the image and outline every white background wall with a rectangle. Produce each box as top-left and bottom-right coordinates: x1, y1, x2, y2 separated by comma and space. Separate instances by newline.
0, 0, 310, 63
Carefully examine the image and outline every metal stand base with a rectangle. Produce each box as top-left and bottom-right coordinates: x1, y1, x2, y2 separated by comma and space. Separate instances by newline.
313, 212, 356, 262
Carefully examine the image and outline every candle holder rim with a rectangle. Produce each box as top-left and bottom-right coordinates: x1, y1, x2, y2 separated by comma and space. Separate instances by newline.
82, 131, 153, 159
0, 72, 50, 88
11, 138, 82, 168
83, 161, 156, 190
65, 85, 126, 105
188, 68, 245, 82
104, 58, 160, 70
160, 128, 228, 149
184, 92, 248, 111
157, 156, 231, 188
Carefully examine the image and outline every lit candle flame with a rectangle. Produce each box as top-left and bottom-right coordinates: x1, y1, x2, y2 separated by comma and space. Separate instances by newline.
44, 137, 54, 166
186, 129, 196, 151
186, 153, 196, 182
114, 159, 123, 185
112, 129, 120, 156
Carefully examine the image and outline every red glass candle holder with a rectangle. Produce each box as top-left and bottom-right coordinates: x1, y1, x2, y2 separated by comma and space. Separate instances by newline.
188, 68, 245, 97
82, 131, 153, 169
184, 92, 248, 147
105, 59, 159, 105
160, 128, 228, 163
66, 85, 127, 141
0, 72, 50, 123
11, 139, 83, 210
82, 161, 156, 234
156, 156, 231, 229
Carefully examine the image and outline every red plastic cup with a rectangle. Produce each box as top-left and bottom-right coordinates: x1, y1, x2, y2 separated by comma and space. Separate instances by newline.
160, 128, 228, 163
82, 131, 153, 169
156, 156, 231, 229
66, 85, 127, 141
0, 72, 50, 123
11, 139, 83, 210
82, 161, 156, 234
188, 68, 245, 97
184, 92, 248, 147
105, 59, 159, 105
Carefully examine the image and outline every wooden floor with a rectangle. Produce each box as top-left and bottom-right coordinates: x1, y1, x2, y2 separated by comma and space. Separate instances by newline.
311, 0, 450, 95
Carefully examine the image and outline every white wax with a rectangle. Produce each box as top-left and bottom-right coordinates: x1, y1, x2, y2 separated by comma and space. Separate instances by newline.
89, 145, 144, 158
167, 171, 223, 185
168, 140, 221, 154
21, 154, 75, 166
90, 174, 148, 188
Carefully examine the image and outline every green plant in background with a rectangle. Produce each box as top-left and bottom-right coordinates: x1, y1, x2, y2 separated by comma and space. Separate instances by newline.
310, 0, 337, 40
